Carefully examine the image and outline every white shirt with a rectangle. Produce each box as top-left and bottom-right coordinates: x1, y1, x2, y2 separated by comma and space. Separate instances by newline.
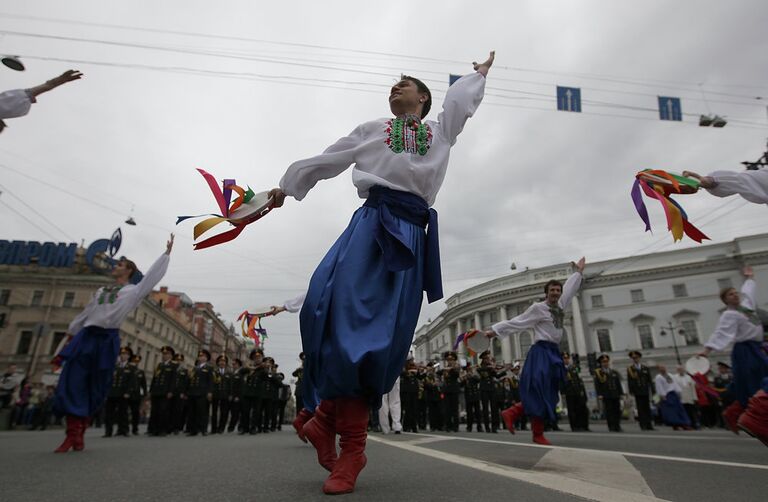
707, 169, 768, 205
704, 279, 763, 351
0, 89, 34, 119
282, 292, 307, 313
68, 253, 170, 333
671, 373, 696, 404
655, 373, 681, 397
279, 72, 486, 206
491, 272, 583, 344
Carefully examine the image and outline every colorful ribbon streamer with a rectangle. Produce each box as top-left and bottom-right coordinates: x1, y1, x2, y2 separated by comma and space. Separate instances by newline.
453, 329, 482, 357
176, 168, 269, 250
631, 169, 709, 243
237, 310, 275, 347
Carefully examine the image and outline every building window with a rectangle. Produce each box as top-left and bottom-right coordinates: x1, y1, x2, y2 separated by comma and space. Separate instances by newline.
490, 311, 498, 323
519, 331, 532, 358
17, 330, 33, 354
630, 289, 645, 303
49, 332, 67, 355
638, 324, 654, 349
591, 295, 604, 308
150, 318, 156, 331
680, 320, 700, 345
31, 290, 44, 306
672, 284, 688, 298
62, 291, 76, 308
142, 312, 147, 325
0, 289, 10, 306
596, 328, 613, 353
717, 278, 733, 291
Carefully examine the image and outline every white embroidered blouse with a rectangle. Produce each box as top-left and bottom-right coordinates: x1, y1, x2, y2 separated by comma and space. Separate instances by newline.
279, 72, 486, 206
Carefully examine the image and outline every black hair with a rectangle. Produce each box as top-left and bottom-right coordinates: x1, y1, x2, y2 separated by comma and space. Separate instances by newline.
401, 75, 432, 119
544, 280, 563, 295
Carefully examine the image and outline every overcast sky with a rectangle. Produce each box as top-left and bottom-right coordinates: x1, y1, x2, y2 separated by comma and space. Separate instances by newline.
1, 0, 766, 377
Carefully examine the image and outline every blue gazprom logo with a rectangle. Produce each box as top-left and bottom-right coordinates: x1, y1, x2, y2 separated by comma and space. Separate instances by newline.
0, 228, 123, 269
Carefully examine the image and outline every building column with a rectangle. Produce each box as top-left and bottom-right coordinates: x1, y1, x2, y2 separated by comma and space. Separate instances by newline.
571, 293, 588, 357
499, 305, 512, 364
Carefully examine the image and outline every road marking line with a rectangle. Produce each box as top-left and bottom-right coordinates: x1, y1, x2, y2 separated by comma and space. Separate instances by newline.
396, 433, 768, 471
550, 431, 744, 441
369, 435, 670, 502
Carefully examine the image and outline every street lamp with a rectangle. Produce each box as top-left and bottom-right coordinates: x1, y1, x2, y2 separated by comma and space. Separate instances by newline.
659, 322, 685, 365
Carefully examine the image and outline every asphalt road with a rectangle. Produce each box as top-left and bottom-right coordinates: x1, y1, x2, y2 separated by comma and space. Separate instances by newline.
0, 423, 765, 502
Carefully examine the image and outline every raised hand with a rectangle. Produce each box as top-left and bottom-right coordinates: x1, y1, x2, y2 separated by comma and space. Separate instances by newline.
166, 233, 175, 255
682, 171, 716, 189
473, 51, 496, 77
54, 70, 83, 84
573, 256, 586, 273
742, 265, 754, 278
484, 329, 497, 339
269, 305, 287, 315
268, 188, 287, 208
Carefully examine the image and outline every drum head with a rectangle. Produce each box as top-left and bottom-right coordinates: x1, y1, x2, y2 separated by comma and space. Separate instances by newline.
465, 330, 489, 356
228, 191, 274, 224
685, 355, 710, 375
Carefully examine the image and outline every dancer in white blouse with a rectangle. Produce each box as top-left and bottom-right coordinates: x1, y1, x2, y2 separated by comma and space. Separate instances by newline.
0, 69, 82, 133
683, 169, 768, 205
53, 234, 174, 453
269, 51, 494, 494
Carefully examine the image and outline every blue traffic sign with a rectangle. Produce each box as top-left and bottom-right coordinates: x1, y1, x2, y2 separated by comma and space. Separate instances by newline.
449, 74, 462, 86
556, 86, 582, 112
658, 96, 682, 121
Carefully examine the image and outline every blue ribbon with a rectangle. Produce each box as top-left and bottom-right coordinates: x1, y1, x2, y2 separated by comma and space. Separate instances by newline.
364, 185, 443, 303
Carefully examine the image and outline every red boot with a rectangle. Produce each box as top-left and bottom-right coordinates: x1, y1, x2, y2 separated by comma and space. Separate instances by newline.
531, 417, 551, 446
73, 417, 87, 451
501, 403, 524, 434
738, 390, 768, 447
722, 401, 745, 435
323, 397, 369, 495
293, 408, 314, 443
302, 400, 337, 472
54, 415, 79, 453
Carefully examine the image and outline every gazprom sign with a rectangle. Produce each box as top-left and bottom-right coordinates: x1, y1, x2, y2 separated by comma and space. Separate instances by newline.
0, 241, 77, 267
0, 228, 124, 269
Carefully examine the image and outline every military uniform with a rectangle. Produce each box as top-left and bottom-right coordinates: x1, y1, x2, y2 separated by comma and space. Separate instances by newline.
441, 362, 461, 432
263, 367, 283, 432
594, 358, 624, 432
478, 364, 498, 432
148, 353, 176, 436
171, 359, 189, 434
211, 364, 232, 434
278, 380, 291, 430
424, 369, 443, 431
186, 352, 215, 436
400, 369, 420, 432
128, 358, 147, 435
626, 353, 654, 430
240, 365, 266, 434
462, 367, 482, 431
292, 365, 304, 415
104, 360, 136, 437
562, 364, 590, 431
417, 369, 427, 431
228, 363, 245, 432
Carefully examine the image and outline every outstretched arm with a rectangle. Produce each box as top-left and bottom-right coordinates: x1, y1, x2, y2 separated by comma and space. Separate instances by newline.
436, 51, 493, 145
739, 266, 757, 311
684, 169, 768, 205
558, 257, 585, 309
26, 70, 83, 99
486, 303, 548, 339
132, 234, 173, 299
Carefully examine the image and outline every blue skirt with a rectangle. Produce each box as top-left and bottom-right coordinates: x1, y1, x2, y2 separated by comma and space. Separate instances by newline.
659, 391, 691, 426
300, 199, 426, 404
53, 326, 120, 417
730, 340, 768, 407
519, 341, 565, 422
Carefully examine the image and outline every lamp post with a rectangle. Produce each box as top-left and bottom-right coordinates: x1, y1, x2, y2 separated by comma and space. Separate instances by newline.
659, 322, 685, 365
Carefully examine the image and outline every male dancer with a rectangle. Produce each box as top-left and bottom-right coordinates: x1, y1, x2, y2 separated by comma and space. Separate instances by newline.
655, 364, 691, 430
698, 266, 768, 446
269, 51, 494, 494
626, 350, 655, 430
683, 169, 767, 205
485, 257, 585, 445
53, 234, 173, 452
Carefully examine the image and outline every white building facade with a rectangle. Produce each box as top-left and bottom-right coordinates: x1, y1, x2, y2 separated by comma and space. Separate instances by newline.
413, 233, 768, 401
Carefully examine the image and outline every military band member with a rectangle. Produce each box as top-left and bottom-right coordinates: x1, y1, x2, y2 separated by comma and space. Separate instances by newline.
240, 349, 265, 434
186, 350, 214, 436
263, 359, 283, 432
292, 353, 305, 420
128, 354, 147, 435
104, 347, 136, 437
148, 346, 176, 436
477, 358, 498, 433
417, 364, 428, 431
441, 352, 461, 432
594, 354, 624, 432
211, 355, 232, 434
400, 361, 420, 433
278, 378, 291, 430
626, 350, 654, 431
172, 353, 189, 434
561, 352, 590, 432
508, 362, 527, 431
462, 363, 482, 432
228, 359, 245, 432
424, 363, 443, 431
